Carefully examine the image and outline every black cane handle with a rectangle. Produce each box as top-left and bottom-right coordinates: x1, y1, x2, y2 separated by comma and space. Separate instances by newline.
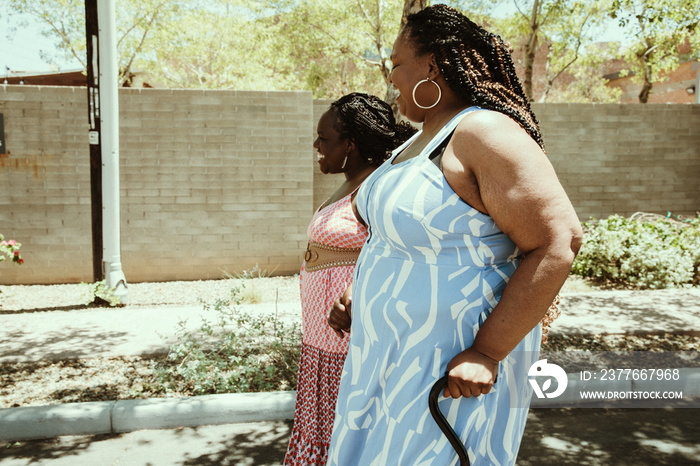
429, 376, 471, 466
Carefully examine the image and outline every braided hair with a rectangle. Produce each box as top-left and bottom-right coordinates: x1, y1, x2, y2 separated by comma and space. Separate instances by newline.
330, 93, 417, 166
403, 5, 544, 150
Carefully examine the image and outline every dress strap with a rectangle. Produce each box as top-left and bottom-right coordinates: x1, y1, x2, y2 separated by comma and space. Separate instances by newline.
421, 106, 482, 159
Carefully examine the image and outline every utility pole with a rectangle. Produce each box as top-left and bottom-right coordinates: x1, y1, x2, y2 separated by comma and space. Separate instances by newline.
85, 0, 103, 284
84, 0, 129, 303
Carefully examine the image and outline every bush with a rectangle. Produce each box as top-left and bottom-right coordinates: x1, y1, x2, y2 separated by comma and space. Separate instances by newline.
571, 213, 700, 289
151, 285, 301, 395
83, 280, 124, 307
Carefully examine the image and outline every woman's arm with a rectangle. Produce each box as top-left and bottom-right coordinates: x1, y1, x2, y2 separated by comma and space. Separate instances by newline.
441, 110, 583, 398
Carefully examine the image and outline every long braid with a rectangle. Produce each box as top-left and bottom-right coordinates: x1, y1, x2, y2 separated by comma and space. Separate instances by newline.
405, 6, 559, 340
404, 5, 544, 150
331, 93, 417, 166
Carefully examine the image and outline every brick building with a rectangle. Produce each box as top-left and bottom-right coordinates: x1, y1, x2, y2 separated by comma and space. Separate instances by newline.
599, 39, 699, 104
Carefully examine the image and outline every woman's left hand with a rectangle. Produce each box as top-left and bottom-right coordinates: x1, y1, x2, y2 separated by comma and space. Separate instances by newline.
443, 347, 499, 398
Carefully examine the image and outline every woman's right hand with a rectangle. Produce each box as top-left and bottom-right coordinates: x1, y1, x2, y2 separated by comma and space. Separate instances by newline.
328, 284, 352, 338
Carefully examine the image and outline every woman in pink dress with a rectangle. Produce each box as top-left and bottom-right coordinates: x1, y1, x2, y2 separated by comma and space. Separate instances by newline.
284, 93, 415, 465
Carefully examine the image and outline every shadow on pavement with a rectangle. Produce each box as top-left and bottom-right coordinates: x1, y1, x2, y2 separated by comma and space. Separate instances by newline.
0, 421, 294, 466
0, 304, 96, 315
180, 422, 292, 465
0, 328, 131, 362
2, 410, 699, 465
519, 408, 700, 465
1, 433, 103, 463
558, 292, 700, 334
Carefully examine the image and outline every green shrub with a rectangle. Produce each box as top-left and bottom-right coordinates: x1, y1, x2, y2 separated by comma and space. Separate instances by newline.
83, 280, 124, 307
571, 213, 700, 289
151, 287, 301, 395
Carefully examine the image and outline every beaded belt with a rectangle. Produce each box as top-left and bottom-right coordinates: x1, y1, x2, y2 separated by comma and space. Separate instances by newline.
303, 241, 362, 272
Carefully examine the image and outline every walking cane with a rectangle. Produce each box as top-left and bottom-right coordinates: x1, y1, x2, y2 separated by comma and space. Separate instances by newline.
429, 376, 471, 466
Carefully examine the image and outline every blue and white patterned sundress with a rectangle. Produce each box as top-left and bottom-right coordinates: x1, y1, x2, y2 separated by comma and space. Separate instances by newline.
327, 107, 542, 466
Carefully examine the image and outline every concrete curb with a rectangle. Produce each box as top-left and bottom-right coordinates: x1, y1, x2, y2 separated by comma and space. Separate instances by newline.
0, 391, 296, 442
3, 369, 699, 442
0, 401, 114, 442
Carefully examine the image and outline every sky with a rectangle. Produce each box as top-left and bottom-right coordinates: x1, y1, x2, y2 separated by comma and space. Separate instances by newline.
1, 11, 82, 76
0, 2, 630, 77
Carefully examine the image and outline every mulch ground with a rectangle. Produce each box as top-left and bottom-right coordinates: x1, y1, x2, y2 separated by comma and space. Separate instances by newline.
1, 333, 697, 409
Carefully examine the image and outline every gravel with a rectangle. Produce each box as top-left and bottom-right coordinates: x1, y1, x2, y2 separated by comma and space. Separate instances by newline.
0, 276, 301, 313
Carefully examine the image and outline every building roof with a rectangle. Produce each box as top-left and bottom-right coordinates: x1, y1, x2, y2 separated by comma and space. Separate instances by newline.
2, 69, 87, 86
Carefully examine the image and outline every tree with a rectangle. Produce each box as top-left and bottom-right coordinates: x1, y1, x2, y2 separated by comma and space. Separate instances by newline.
6, 0, 180, 85
534, 1, 614, 102
489, 0, 613, 102
610, 0, 700, 103
546, 41, 623, 102
141, 1, 291, 89
265, 0, 407, 99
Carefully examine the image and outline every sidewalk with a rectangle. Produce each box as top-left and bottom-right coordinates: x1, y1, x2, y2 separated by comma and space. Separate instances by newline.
3, 406, 699, 465
0, 302, 301, 363
2, 288, 699, 364
1, 288, 699, 464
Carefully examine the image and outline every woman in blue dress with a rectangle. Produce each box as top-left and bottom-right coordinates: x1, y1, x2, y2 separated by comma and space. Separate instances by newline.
327, 5, 583, 465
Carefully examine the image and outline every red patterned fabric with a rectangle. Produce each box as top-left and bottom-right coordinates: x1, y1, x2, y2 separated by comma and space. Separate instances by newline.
285, 193, 368, 466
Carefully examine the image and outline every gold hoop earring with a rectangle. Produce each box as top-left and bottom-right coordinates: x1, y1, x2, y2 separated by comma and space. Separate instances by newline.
412, 78, 442, 109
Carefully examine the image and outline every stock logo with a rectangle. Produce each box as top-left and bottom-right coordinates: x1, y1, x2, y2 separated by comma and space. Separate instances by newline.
528, 359, 568, 399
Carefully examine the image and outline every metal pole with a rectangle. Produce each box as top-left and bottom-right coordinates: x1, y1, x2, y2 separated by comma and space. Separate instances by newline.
85, 0, 103, 283
97, 0, 128, 303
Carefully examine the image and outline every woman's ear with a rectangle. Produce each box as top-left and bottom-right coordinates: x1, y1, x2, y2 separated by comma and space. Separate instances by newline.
346, 139, 357, 153
427, 53, 440, 80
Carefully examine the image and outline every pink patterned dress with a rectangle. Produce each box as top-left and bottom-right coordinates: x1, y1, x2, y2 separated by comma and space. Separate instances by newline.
284, 192, 368, 466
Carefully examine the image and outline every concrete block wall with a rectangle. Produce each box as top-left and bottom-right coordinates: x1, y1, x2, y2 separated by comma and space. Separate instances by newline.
0, 86, 93, 284
533, 103, 700, 220
1, 85, 698, 285
1, 86, 313, 284
118, 88, 313, 282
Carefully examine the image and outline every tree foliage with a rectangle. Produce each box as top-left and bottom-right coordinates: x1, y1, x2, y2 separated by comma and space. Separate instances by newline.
5, 0, 698, 102
264, 0, 406, 98
546, 41, 623, 102
477, 0, 615, 102
610, 0, 700, 103
141, 1, 289, 89
6, 0, 180, 85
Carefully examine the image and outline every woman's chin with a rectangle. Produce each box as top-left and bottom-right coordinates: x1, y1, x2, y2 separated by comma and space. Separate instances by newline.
403, 111, 423, 124
397, 100, 418, 122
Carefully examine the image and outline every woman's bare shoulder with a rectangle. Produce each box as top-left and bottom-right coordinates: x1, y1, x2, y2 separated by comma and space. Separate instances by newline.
455, 109, 528, 142
450, 109, 542, 164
